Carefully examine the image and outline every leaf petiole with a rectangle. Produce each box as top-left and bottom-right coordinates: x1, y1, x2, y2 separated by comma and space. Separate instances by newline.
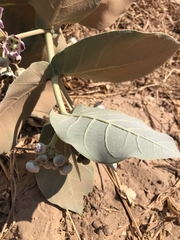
17, 29, 45, 39
51, 75, 68, 115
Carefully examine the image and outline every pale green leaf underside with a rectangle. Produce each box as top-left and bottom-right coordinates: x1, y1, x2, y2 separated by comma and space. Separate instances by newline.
28, 0, 101, 30
50, 105, 180, 163
36, 154, 94, 215
51, 30, 180, 83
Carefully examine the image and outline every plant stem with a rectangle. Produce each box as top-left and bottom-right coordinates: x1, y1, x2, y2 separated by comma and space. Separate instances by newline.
51, 75, 68, 114
45, 30, 68, 114
59, 77, 74, 109
45, 31, 55, 62
16, 29, 45, 39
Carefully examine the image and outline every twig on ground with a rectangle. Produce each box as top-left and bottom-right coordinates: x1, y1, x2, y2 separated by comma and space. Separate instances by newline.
0, 151, 17, 240
0, 155, 10, 181
66, 209, 81, 240
103, 165, 143, 239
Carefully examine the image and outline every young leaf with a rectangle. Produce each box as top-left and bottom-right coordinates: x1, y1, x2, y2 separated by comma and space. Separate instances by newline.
0, 61, 53, 154
28, 0, 101, 30
79, 0, 133, 29
50, 105, 180, 164
51, 30, 180, 83
36, 144, 94, 215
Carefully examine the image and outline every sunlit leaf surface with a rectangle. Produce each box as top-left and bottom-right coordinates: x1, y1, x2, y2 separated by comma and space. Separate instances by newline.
50, 105, 180, 163
80, 0, 133, 29
51, 30, 180, 83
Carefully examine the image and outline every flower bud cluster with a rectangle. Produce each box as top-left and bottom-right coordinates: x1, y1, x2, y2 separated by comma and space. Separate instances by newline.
25, 142, 73, 175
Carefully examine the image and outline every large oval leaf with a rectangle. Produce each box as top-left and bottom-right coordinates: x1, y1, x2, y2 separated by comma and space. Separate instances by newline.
50, 105, 180, 163
0, 61, 54, 154
28, 0, 101, 30
51, 30, 180, 83
36, 134, 94, 215
79, 0, 133, 29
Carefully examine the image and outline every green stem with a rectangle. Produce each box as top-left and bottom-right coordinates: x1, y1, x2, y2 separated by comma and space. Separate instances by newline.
51, 75, 68, 115
44, 31, 55, 62
16, 29, 45, 39
45, 30, 68, 114
59, 77, 74, 109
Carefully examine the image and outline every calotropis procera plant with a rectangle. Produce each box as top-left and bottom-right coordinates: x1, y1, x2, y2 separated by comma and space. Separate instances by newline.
0, 0, 180, 215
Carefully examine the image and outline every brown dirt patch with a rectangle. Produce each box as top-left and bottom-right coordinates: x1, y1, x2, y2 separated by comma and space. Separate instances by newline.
0, 0, 180, 239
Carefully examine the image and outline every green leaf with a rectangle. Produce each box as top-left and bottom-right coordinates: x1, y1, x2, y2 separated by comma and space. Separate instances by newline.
0, 62, 54, 154
79, 0, 133, 29
50, 105, 180, 163
51, 30, 180, 83
28, 0, 101, 30
36, 142, 94, 215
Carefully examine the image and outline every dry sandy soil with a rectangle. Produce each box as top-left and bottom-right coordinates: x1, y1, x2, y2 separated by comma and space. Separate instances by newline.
0, 0, 180, 239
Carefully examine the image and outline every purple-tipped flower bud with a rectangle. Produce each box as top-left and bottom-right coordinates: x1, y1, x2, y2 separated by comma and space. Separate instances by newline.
59, 163, 72, 175
36, 154, 48, 164
35, 142, 46, 154
26, 160, 40, 173
53, 155, 67, 167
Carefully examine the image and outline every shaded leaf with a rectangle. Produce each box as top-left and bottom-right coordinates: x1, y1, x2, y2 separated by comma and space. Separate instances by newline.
80, 0, 133, 29
0, 0, 35, 34
0, 1, 38, 68
1, 1, 67, 67
36, 141, 94, 215
28, 0, 101, 31
50, 105, 180, 164
39, 121, 54, 144
51, 30, 180, 83
0, 61, 54, 154
32, 81, 56, 119
22, 29, 67, 68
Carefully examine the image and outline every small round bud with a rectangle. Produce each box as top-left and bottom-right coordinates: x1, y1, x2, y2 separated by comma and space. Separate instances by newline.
0, 57, 9, 67
36, 154, 48, 164
59, 163, 72, 175
43, 161, 53, 169
43, 161, 57, 170
47, 149, 55, 159
53, 155, 67, 167
26, 160, 40, 173
35, 142, 46, 154
77, 155, 90, 165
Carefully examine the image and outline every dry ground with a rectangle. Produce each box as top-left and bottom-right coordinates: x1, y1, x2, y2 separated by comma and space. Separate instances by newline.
0, 0, 180, 239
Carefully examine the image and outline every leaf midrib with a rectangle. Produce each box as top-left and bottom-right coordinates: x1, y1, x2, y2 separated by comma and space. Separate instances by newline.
70, 113, 177, 154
